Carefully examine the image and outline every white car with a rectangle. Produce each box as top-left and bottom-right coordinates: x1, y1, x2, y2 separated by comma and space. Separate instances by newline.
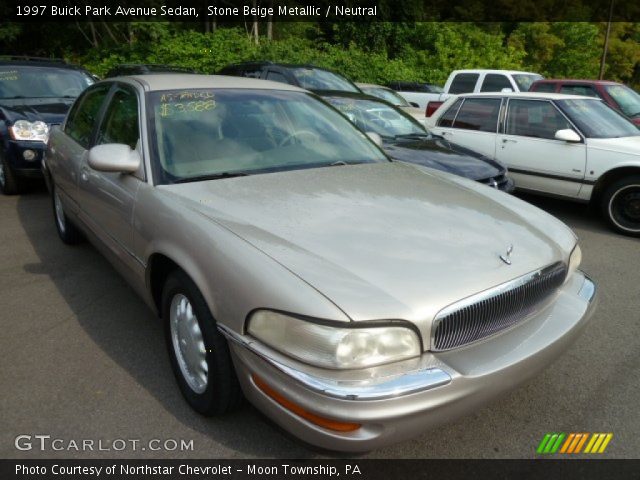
427, 92, 640, 236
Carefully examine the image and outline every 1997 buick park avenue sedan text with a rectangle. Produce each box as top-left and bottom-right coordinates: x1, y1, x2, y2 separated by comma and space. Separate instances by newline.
44, 74, 596, 451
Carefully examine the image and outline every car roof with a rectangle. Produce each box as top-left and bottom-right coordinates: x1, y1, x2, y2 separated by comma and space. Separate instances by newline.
533, 79, 620, 86
223, 61, 334, 70
453, 91, 596, 101
109, 74, 307, 92
0, 56, 89, 72
450, 69, 540, 75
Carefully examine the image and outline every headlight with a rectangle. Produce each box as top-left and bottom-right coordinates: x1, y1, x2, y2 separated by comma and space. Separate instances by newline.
9, 120, 49, 142
567, 244, 582, 280
247, 310, 421, 369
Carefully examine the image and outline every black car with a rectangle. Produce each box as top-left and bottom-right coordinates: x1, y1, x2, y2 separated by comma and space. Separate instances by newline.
386, 81, 444, 94
218, 61, 361, 94
104, 64, 197, 78
0, 57, 95, 194
320, 91, 514, 192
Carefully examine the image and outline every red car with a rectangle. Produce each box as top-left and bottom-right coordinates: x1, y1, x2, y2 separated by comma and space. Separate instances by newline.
530, 79, 640, 127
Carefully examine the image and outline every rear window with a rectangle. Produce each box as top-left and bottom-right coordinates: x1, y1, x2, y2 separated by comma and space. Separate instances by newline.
452, 98, 501, 132
437, 98, 463, 127
559, 85, 600, 98
290, 68, 359, 93
449, 74, 479, 94
530, 82, 556, 93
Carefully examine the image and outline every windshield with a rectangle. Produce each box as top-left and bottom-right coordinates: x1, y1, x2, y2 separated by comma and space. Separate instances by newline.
362, 87, 411, 107
557, 98, 640, 138
325, 96, 427, 139
290, 68, 359, 92
605, 84, 640, 118
149, 89, 387, 184
0, 66, 94, 99
513, 74, 544, 91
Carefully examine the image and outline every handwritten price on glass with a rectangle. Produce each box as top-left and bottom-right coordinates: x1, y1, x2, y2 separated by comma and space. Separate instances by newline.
160, 100, 216, 117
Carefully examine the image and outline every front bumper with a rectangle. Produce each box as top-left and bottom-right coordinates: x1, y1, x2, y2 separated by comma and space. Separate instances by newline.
3, 140, 46, 176
223, 271, 596, 452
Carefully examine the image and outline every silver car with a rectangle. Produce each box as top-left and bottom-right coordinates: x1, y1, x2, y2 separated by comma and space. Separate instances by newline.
44, 74, 596, 451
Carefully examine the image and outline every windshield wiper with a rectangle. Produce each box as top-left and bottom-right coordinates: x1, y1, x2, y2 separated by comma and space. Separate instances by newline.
173, 171, 250, 184
394, 133, 431, 140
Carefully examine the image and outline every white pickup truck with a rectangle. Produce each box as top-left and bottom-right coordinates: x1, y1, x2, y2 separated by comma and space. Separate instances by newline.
421, 69, 543, 116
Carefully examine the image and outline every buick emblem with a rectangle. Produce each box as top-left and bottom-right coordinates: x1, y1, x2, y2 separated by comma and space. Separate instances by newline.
499, 244, 514, 265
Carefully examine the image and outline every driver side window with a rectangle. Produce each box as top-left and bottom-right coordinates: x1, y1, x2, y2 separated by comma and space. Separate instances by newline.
96, 86, 140, 150
506, 100, 572, 140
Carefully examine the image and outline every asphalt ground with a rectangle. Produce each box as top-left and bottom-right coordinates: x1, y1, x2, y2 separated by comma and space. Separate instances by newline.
1, 183, 638, 459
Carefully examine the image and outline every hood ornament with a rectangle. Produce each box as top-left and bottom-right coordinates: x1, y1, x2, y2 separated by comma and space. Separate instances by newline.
499, 245, 514, 265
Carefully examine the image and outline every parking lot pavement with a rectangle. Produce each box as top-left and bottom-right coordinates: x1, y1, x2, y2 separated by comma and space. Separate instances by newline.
1, 185, 638, 459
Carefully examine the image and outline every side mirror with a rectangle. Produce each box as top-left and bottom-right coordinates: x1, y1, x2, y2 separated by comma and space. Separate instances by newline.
88, 144, 141, 173
501, 87, 514, 93
554, 129, 581, 143
366, 131, 383, 147
409, 102, 420, 108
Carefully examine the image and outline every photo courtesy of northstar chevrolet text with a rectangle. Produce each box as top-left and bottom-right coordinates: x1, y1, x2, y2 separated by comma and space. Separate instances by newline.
1, 0, 639, 478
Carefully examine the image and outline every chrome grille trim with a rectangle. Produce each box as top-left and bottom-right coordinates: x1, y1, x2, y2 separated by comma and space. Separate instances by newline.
431, 262, 567, 351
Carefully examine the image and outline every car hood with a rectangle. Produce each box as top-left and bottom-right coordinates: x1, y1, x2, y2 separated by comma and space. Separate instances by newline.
0, 98, 74, 126
587, 135, 640, 155
383, 136, 504, 180
162, 162, 573, 342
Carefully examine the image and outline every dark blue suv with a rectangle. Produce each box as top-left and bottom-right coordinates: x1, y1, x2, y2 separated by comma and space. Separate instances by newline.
0, 57, 95, 194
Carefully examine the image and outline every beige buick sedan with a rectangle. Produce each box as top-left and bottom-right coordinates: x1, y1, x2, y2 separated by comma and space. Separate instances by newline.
44, 74, 596, 451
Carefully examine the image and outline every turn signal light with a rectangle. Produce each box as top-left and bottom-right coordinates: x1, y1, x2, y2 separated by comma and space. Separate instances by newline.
252, 375, 361, 433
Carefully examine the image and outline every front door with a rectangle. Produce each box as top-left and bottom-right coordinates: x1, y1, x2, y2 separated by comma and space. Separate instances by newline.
77, 84, 142, 263
496, 98, 587, 198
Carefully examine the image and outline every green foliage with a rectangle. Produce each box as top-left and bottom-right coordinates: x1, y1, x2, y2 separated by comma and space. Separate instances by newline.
61, 22, 640, 89
509, 22, 600, 78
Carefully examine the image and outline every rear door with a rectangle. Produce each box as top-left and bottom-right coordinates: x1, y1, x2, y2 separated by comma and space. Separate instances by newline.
434, 97, 502, 159
50, 83, 112, 213
495, 98, 586, 197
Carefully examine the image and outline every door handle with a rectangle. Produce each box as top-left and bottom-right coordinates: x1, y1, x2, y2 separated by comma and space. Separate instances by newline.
441, 131, 452, 136
502, 138, 517, 143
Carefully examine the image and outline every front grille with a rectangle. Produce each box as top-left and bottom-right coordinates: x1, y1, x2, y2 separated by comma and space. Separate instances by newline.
432, 262, 567, 351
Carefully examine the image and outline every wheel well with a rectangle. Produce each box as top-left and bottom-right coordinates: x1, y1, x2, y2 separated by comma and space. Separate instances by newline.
591, 167, 640, 205
147, 254, 181, 312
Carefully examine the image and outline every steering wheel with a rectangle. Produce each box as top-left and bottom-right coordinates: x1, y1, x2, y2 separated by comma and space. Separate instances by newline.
278, 130, 320, 147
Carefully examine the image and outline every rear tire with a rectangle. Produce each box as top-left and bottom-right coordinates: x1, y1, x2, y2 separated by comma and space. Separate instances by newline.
52, 184, 82, 244
162, 269, 242, 416
601, 175, 640, 237
0, 152, 20, 195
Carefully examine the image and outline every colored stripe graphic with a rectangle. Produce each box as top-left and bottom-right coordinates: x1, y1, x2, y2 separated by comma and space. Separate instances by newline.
538, 433, 613, 454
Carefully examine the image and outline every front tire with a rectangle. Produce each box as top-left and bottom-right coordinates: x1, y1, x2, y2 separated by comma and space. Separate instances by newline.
162, 270, 242, 415
602, 175, 640, 237
52, 184, 82, 244
0, 152, 20, 195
